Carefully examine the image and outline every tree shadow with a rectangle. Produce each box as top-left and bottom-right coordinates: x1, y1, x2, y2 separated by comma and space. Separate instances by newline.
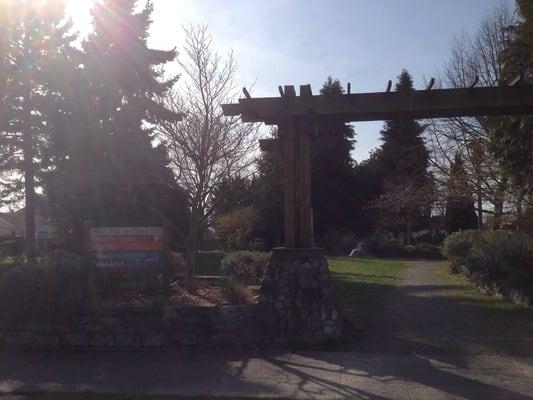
2, 262, 532, 399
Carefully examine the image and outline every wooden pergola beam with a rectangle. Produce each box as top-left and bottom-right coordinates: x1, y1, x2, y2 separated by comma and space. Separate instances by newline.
223, 82, 533, 250
222, 85, 533, 123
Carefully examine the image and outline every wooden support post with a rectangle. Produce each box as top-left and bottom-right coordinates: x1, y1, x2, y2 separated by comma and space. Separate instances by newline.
297, 117, 313, 247
297, 85, 314, 247
282, 118, 296, 247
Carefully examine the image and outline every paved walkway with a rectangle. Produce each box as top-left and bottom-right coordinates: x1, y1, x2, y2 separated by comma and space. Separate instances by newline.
0, 261, 532, 399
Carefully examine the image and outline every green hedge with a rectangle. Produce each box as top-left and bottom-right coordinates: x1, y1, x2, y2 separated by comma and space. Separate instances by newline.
362, 234, 442, 259
0, 250, 87, 323
443, 230, 533, 297
363, 235, 405, 258
442, 229, 480, 271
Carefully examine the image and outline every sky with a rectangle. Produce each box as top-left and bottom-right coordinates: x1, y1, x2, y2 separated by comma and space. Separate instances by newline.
66, 0, 514, 162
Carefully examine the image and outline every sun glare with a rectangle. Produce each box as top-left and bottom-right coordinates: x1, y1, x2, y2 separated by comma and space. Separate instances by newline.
65, 0, 94, 36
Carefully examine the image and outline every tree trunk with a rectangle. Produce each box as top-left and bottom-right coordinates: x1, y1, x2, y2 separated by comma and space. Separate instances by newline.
22, 66, 36, 260
23, 127, 36, 260
492, 179, 507, 230
477, 183, 483, 229
405, 223, 412, 245
186, 205, 199, 285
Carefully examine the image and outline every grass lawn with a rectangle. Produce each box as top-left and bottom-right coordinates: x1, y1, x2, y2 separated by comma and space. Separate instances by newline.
328, 257, 408, 336
432, 266, 533, 335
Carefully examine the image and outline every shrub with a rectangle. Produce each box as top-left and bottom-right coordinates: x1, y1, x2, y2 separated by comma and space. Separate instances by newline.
225, 278, 254, 304
442, 230, 480, 271
413, 243, 442, 259
413, 231, 446, 245
404, 245, 416, 257
0, 250, 87, 322
46, 250, 87, 312
466, 231, 533, 292
215, 206, 257, 250
0, 239, 24, 257
221, 251, 271, 285
363, 234, 405, 258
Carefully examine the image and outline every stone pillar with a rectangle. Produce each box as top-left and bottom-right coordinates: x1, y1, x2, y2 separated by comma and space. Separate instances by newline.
259, 248, 341, 343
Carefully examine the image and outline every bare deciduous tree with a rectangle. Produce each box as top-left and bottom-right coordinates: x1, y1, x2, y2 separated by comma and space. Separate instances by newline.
158, 25, 258, 281
370, 182, 435, 245
426, 2, 519, 229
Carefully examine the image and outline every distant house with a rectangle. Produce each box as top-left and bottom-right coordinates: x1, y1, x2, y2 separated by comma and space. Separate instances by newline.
0, 206, 53, 252
0, 216, 18, 240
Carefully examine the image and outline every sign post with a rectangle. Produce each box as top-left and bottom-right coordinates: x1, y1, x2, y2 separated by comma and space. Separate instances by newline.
85, 222, 171, 306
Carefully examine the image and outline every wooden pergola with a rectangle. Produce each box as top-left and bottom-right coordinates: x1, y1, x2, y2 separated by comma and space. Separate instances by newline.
222, 83, 533, 249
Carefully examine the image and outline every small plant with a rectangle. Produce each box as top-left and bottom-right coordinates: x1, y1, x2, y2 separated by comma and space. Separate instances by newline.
225, 278, 254, 304
221, 251, 271, 285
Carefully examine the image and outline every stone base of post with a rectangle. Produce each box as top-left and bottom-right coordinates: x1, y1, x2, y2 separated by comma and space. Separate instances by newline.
259, 247, 342, 344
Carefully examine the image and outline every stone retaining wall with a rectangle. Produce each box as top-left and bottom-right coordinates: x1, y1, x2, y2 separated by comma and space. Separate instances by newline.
0, 304, 262, 348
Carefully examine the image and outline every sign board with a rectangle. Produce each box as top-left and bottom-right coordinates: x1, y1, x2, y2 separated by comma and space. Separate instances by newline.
89, 226, 165, 268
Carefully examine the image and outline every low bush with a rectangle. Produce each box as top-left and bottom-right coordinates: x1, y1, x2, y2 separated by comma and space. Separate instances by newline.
442, 230, 533, 299
404, 245, 416, 257
0, 239, 24, 258
413, 242, 442, 259
221, 251, 271, 285
0, 250, 87, 323
225, 278, 254, 304
466, 231, 533, 293
413, 231, 446, 246
363, 234, 405, 258
442, 230, 480, 272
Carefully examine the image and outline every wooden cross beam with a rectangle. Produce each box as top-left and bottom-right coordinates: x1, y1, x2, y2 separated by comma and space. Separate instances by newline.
223, 84, 533, 124
222, 82, 533, 248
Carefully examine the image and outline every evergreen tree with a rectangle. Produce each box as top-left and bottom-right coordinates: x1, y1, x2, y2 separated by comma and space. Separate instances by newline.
374, 70, 433, 243
46, 0, 185, 248
0, 0, 79, 258
312, 77, 358, 243
445, 154, 478, 233
379, 70, 429, 185
252, 133, 284, 249
491, 1, 533, 206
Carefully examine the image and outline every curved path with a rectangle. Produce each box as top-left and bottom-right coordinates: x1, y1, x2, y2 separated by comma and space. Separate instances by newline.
359, 260, 533, 356
0, 261, 532, 399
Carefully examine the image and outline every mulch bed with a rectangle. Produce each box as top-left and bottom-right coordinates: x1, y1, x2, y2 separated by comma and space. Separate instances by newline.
97, 278, 229, 307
